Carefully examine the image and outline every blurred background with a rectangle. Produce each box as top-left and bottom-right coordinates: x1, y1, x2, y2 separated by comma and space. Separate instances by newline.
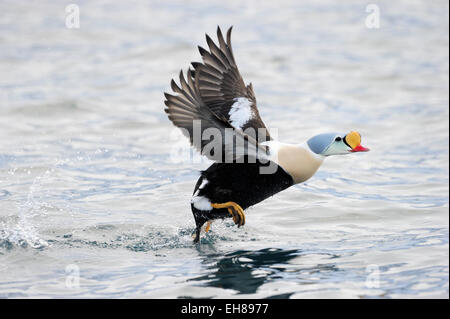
0, 0, 448, 298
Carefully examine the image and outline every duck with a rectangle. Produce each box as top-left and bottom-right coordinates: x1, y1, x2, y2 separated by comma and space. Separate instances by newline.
164, 26, 369, 243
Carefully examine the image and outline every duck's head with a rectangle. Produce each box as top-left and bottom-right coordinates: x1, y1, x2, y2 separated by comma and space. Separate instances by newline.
307, 131, 370, 156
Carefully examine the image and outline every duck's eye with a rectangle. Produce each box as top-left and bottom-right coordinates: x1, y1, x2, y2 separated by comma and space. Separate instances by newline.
335, 137, 342, 142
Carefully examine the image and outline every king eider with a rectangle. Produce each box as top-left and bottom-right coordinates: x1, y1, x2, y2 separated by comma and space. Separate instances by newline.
164, 27, 370, 243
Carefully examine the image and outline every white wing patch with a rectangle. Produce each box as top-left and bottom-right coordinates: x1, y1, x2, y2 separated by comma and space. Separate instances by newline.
229, 97, 253, 129
193, 178, 208, 196
191, 196, 212, 211
199, 178, 208, 190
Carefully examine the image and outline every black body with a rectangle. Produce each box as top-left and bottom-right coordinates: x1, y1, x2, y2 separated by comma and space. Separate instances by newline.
191, 157, 294, 242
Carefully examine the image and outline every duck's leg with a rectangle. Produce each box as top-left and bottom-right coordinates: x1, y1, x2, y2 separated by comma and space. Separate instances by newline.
204, 221, 212, 232
211, 202, 245, 227
191, 208, 207, 243
192, 226, 201, 243
191, 220, 212, 243
191, 202, 245, 243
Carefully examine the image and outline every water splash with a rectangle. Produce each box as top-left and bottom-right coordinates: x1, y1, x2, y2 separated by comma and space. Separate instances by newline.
0, 170, 53, 249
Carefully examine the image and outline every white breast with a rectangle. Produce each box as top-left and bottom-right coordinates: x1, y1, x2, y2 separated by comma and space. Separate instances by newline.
263, 141, 324, 184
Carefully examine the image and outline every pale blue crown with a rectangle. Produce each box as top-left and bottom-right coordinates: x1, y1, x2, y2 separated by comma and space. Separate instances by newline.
307, 132, 343, 155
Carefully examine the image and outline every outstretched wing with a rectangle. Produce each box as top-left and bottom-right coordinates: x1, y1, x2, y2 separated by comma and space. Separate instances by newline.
164, 27, 270, 162
192, 26, 271, 141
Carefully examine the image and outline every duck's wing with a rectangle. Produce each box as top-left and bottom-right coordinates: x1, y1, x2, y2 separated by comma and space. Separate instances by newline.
192, 26, 271, 141
164, 27, 270, 162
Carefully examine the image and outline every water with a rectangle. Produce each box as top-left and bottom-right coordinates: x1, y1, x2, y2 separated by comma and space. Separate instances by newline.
0, 0, 448, 298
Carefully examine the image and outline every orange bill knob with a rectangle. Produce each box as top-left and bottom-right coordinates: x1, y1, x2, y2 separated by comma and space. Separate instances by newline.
345, 131, 370, 152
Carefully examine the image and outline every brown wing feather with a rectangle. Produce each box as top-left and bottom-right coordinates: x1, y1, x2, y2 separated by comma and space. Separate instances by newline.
192, 26, 271, 141
164, 69, 267, 162
164, 27, 270, 162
